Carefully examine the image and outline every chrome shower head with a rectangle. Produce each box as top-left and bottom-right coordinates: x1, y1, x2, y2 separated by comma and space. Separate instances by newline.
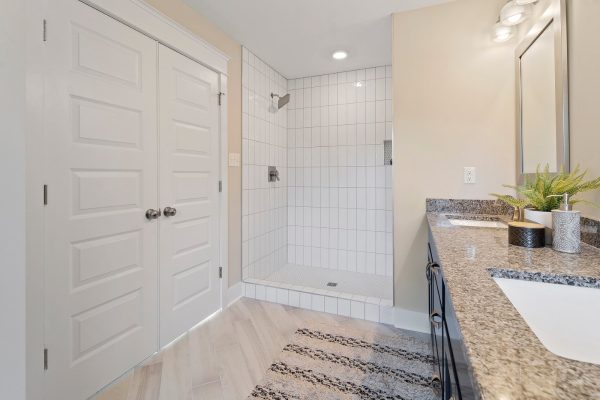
271, 93, 290, 110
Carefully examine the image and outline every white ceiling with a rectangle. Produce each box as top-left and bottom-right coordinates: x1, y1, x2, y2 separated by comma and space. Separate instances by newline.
184, 0, 451, 79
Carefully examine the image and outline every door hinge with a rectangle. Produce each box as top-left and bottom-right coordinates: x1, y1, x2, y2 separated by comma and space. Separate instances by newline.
218, 180, 222, 193
43, 184, 48, 205
44, 348, 48, 370
218, 266, 223, 279
43, 19, 47, 42
218, 92, 225, 106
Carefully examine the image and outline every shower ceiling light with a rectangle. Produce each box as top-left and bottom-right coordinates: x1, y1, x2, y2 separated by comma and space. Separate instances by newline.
332, 50, 348, 60
501, 1, 530, 26
492, 21, 515, 43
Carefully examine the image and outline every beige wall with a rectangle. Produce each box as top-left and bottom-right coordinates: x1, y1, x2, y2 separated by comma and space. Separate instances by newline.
391, 0, 516, 314
144, 0, 243, 287
568, 0, 600, 219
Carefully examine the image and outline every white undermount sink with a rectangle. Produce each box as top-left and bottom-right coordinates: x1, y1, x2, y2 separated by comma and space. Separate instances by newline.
447, 219, 507, 228
493, 277, 600, 365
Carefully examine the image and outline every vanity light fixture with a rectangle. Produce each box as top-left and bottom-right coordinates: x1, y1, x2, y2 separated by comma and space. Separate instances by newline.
332, 50, 348, 60
500, 0, 530, 26
492, 20, 515, 43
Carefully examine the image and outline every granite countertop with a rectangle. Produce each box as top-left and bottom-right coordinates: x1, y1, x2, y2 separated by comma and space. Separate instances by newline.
427, 212, 600, 400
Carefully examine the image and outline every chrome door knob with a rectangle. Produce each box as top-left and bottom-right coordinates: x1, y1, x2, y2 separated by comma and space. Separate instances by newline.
145, 208, 161, 220
163, 207, 177, 217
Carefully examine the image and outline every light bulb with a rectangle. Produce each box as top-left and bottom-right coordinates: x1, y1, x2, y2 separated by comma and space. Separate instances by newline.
493, 22, 515, 43
501, 1, 530, 26
332, 51, 348, 60
507, 13, 524, 24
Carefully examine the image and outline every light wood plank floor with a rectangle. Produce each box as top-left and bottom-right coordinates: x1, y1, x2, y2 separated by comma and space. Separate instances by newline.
94, 298, 424, 400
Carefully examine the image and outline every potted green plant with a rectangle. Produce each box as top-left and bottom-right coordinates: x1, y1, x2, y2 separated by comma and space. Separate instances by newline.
491, 165, 600, 241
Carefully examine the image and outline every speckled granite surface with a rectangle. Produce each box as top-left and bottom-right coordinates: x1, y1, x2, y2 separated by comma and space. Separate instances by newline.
427, 212, 600, 400
582, 216, 600, 249
445, 214, 503, 222
489, 267, 600, 289
426, 198, 513, 216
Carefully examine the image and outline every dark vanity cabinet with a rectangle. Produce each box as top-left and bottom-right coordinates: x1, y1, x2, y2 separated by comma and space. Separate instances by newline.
427, 240, 480, 400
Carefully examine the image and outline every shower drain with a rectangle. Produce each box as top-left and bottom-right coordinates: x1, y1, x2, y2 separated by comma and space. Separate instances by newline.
326, 282, 338, 287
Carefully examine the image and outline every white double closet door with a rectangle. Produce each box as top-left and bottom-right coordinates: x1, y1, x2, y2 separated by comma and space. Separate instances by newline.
157, 42, 221, 347
43, 2, 221, 399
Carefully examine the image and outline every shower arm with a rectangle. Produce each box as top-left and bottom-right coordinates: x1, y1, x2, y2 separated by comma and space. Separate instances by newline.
271, 92, 290, 109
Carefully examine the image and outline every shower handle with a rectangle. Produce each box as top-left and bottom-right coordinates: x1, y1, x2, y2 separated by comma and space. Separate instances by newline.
268, 166, 280, 182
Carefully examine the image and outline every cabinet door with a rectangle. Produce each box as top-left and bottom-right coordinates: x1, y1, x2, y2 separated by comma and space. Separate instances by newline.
443, 318, 462, 400
158, 45, 222, 347
429, 263, 444, 395
44, 2, 159, 399
445, 289, 479, 399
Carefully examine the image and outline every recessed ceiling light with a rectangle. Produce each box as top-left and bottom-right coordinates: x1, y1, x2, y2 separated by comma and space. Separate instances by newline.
332, 51, 348, 60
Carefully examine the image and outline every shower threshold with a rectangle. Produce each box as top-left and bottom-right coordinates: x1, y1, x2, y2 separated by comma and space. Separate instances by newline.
243, 264, 393, 324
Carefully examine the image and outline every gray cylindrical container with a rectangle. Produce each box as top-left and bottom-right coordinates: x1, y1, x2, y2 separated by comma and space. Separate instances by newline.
552, 209, 581, 254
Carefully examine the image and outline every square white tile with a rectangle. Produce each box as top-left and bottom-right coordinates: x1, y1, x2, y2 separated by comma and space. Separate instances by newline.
288, 290, 300, 307
351, 301, 365, 319
311, 295, 325, 312
338, 298, 351, 317
255, 284, 266, 301
244, 283, 256, 299
324, 297, 338, 314
276, 288, 289, 305
266, 286, 277, 303
365, 303, 380, 322
300, 292, 312, 309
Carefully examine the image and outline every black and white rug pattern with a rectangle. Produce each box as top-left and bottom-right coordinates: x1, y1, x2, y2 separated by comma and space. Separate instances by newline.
248, 327, 437, 400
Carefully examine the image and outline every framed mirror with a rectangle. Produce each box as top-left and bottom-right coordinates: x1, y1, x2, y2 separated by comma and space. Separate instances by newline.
516, 0, 569, 183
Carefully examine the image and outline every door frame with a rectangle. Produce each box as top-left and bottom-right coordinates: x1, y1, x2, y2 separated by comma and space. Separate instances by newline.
25, 1, 230, 399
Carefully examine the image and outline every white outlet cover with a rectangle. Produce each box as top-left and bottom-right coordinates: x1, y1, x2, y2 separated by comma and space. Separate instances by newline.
464, 167, 476, 184
229, 153, 241, 167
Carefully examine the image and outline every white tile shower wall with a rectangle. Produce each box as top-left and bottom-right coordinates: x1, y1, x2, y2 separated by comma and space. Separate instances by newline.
287, 67, 393, 277
242, 47, 288, 280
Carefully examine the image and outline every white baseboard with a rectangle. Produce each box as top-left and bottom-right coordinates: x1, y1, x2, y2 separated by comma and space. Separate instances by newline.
225, 282, 243, 307
393, 307, 429, 334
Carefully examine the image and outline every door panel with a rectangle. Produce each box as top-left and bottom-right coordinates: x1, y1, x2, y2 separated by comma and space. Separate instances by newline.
44, 2, 158, 399
158, 45, 221, 347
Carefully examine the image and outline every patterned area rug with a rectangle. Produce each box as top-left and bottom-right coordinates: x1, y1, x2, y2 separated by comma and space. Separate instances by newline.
248, 326, 436, 400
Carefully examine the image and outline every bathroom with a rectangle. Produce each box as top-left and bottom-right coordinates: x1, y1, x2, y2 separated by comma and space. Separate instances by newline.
1, 0, 599, 399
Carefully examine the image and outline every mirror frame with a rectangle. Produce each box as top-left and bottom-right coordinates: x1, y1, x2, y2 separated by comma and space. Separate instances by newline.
516, 0, 569, 184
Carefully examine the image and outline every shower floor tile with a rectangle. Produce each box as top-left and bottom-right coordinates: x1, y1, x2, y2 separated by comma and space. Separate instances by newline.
263, 264, 393, 301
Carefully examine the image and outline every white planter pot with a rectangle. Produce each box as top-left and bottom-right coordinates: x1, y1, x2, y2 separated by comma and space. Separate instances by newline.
524, 209, 553, 245
524, 209, 552, 227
